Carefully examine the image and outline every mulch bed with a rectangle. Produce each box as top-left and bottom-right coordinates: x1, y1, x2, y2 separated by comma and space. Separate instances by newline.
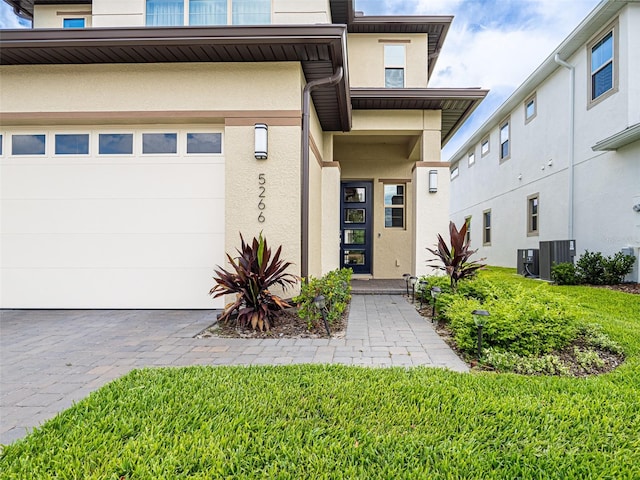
591, 283, 639, 295
415, 302, 625, 377
196, 305, 348, 339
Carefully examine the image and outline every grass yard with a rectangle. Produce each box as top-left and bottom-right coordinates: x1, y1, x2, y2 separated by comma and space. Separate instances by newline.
1, 269, 639, 479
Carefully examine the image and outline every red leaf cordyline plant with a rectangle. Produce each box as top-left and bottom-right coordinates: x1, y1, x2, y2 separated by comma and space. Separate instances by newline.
427, 221, 486, 292
210, 233, 298, 331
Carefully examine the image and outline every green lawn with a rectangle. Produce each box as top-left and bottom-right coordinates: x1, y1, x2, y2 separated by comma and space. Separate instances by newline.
1, 269, 639, 479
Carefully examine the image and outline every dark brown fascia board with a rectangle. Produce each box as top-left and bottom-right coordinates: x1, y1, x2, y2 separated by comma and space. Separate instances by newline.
428, 18, 451, 79
351, 87, 488, 101
0, 24, 348, 49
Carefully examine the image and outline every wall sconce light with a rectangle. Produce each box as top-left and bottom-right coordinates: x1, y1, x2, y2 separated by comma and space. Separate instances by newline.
254, 123, 268, 160
429, 169, 438, 193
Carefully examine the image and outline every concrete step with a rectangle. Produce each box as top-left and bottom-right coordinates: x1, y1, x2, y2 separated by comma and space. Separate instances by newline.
350, 279, 407, 295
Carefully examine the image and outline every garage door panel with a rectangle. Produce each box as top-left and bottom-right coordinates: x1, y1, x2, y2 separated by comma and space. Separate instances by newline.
1, 163, 225, 200
2, 233, 225, 269
2, 199, 225, 235
2, 267, 222, 309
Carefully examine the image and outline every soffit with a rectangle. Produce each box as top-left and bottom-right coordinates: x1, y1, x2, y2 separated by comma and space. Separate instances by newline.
350, 88, 489, 146
0, 25, 352, 132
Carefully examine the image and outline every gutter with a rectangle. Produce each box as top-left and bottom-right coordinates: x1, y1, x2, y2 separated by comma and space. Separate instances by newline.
554, 53, 575, 240
301, 67, 344, 280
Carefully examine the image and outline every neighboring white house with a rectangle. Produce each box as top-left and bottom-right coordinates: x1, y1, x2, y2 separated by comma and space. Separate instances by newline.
448, 0, 640, 281
0, 0, 487, 308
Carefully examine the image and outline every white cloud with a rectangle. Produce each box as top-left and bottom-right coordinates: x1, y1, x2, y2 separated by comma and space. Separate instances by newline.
0, 2, 30, 29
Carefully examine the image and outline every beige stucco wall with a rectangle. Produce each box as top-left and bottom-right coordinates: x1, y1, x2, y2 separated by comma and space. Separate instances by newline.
224, 124, 302, 293
33, 4, 93, 28
0, 63, 301, 115
347, 34, 429, 88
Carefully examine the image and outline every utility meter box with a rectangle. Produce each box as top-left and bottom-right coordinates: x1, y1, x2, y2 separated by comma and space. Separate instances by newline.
539, 240, 576, 281
517, 249, 539, 277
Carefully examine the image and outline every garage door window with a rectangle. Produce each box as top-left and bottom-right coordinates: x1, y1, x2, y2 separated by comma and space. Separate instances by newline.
55, 134, 89, 155
187, 132, 222, 154
143, 133, 178, 154
12, 134, 46, 155
99, 134, 133, 155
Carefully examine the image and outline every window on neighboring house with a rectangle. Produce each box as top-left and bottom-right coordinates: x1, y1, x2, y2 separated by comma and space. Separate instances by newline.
589, 28, 615, 103
384, 44, 405, 88
468, 151, 475, 166
528, 194, 539, 236
500, 118, 510, 161
384, 184, 405, 228
55, 134, 89, 155
481, 137, 490, 156
63, 18, 85, 28
0, 134, 3, 156
465, 216, 471, 244
12, 134, 46, 155
142, 133, 178, 154
187, 133, 222, 153
525, 93, 536, 123
483, 209, 491, 245
146, 0, 270, 26
450, 165, 459, 180
99, 133, 133, 155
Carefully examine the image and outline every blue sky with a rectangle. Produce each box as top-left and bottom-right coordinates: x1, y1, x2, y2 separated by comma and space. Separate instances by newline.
1, 0, 601, 158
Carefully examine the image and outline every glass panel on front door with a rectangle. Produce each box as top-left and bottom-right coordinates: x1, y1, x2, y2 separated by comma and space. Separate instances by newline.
340, 182, 372, 274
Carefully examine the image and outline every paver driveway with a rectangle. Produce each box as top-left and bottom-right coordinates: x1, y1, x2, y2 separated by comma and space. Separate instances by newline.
0, 294, 467, 444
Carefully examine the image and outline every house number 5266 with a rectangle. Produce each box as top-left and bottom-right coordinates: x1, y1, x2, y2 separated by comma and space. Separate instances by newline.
258, 173, 266, 223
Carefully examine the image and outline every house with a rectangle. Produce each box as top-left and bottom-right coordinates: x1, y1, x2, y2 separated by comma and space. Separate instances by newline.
448, 0, 640, 281
0, 0, 487, 308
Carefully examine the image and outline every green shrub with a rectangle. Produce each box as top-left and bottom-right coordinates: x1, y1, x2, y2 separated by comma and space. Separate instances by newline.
579, 323, 624, 354
551, 262, 578, 285
576, 250, 635, 285
445, 284, 578, 357
295, 268, 352, 328
603, 251, 635, 284
482, 348, 570, 376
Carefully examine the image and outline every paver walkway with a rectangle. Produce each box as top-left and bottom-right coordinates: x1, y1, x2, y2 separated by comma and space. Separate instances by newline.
0, 295, 467, 444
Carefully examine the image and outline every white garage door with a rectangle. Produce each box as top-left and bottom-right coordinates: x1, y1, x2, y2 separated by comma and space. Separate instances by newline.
0, 127, 225, 309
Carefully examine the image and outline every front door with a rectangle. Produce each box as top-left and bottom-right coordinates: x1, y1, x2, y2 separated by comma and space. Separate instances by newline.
340, 181, 373, 274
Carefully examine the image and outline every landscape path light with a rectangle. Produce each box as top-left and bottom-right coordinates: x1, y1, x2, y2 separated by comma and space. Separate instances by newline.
418, 279, 428, 308
313, 294, 331, 337
430, 286, 442, 321
472, 309, 490, 360
409, 276, 417, 303
402, 273, 411, 296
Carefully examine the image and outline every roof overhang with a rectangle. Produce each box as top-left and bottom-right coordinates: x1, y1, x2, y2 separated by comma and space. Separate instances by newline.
592, 123, 640, 151
0, 25, 352, 131
350, 87, 489, 146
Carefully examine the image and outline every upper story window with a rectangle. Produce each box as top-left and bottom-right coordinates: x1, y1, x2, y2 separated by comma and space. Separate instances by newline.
481, 136, 490, 156
12, 134, 46, 156
63, 18, 85, 28
588, 24, 617, 105
450, 164, 459, 180
55, 134, 89, 155
524, 93, 536, 123
468, 151, 475, 167
499, 118, 510, 162
146, 0, 270, 26
384, 45, 405, 88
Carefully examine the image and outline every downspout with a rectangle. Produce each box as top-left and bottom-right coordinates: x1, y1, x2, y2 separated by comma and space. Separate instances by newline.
301, 66, 344, 280
554, 53, 575, 240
